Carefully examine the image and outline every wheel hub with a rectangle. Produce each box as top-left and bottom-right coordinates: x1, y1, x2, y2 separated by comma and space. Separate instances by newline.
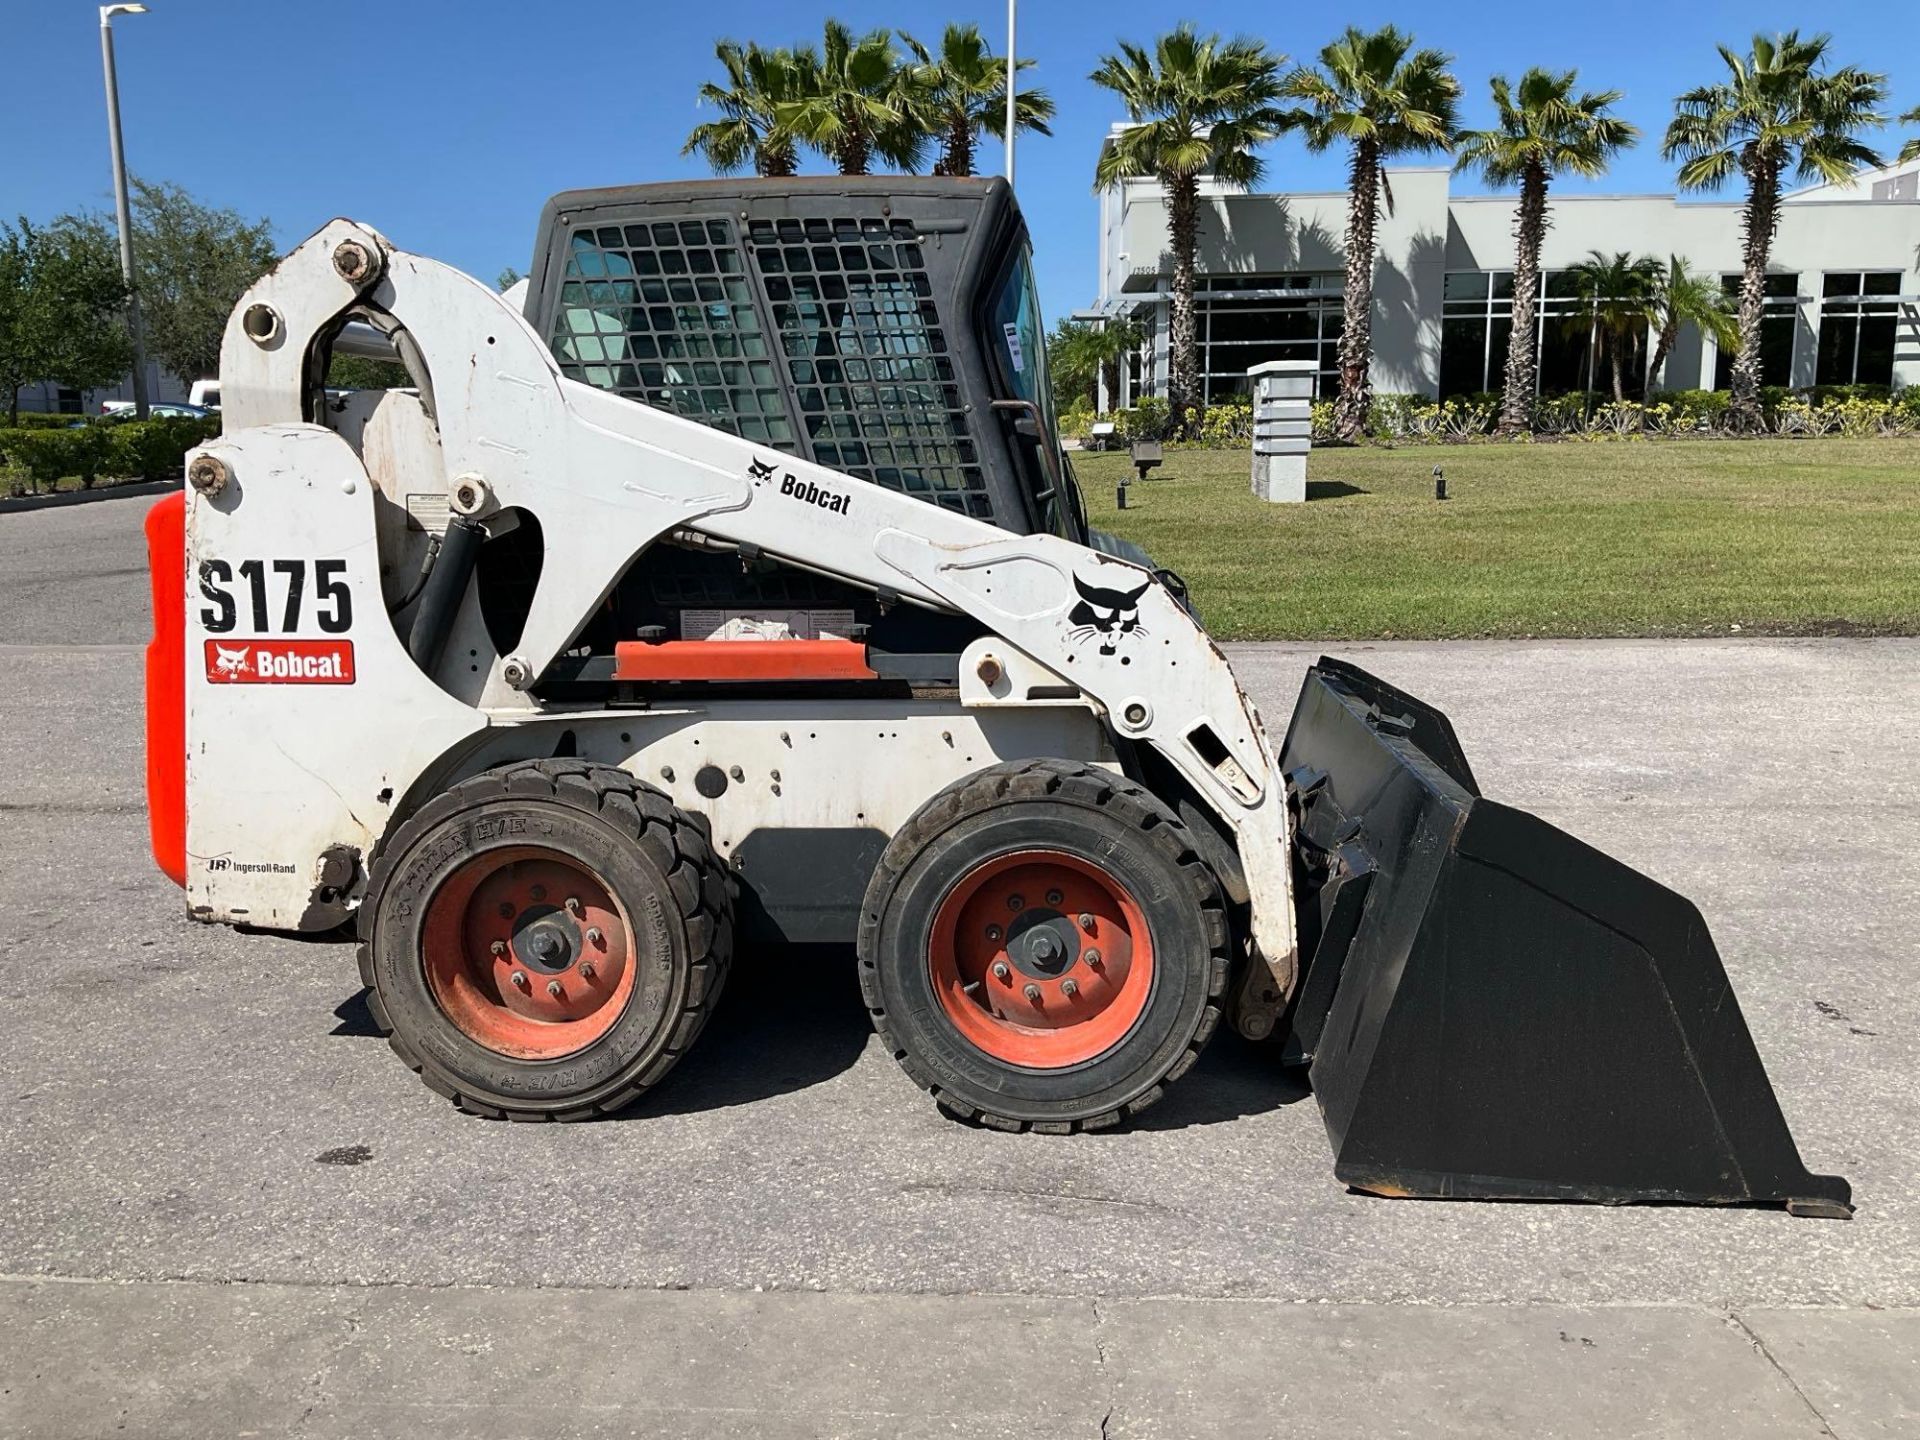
927, 850, 1154, 1069
421, 848, 635, 1060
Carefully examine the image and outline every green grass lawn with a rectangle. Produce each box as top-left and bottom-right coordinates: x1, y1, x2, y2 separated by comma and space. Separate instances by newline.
1078, 439, 1920, 640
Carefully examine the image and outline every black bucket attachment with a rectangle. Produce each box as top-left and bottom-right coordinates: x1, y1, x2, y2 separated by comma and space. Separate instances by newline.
1278, 657, 1851, 1217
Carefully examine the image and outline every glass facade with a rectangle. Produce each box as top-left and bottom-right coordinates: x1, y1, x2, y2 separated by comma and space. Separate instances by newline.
1816, 272, 1902, 387
1440, 271, 1612, 398
1195, 275, 1343, 401
1714, 274, 1799, 389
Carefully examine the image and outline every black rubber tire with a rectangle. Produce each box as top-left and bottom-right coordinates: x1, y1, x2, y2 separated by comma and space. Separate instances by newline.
858, 758, 1230, 1133
356, 760, 733, 1120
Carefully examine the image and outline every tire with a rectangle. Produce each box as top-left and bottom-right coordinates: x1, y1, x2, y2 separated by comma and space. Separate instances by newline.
357, 759, 733, 1120
858, 758, 1230, 1132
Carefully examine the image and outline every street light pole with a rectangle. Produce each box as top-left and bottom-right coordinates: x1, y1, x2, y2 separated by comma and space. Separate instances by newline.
100, 3, 151, 419
1004, 0, 1016, 187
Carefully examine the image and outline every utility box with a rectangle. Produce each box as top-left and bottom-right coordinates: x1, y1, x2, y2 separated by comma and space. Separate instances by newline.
1249, 360, 1315, 504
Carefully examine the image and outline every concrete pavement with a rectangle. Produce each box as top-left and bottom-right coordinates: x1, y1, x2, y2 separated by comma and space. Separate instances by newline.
1, 493, 1915, 1435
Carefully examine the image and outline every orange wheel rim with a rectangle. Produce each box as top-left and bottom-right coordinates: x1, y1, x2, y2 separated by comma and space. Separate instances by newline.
420, 845, 635, 1060
927, 850, 1154, 1069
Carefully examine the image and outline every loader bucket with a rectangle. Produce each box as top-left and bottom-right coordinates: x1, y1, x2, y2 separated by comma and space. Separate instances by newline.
1279, 658, 1852, 1217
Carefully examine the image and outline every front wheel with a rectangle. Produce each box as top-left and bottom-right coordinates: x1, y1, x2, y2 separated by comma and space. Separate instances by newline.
858, 759, 1230, 1132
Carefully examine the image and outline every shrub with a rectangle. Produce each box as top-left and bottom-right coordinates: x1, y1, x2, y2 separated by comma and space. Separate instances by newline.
8, 411, 99, 430
1114, 396, 1173, 442
1196, 398, 1253, 448
0, 414, 213, 493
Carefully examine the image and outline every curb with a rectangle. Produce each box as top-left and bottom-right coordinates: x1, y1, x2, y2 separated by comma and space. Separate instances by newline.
0, 478, 182, 517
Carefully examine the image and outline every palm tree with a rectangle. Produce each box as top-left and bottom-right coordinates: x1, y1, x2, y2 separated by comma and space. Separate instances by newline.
779, 21, 922, 177
1091, 26, 1286, 430
1085, 317, 1144, 410
1647, 255, 1740, 385
1454, 70, 1638, 435
1900, 105, 1920, 163
902, 23, 1054, 178
1280, 27, 1460, 441
1566, 251, 1660, 404
683, 40, 810, 177
1663, 33, 1887, 430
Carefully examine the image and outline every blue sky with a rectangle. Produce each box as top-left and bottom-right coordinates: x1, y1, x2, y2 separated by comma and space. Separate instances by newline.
7, 0, 1917, 321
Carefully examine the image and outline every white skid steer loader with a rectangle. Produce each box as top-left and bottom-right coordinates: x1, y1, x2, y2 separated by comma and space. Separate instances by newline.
144, 178, 1849, 1214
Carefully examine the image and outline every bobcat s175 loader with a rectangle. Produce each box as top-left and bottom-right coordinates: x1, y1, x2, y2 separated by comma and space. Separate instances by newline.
143, 178, 1850, 1214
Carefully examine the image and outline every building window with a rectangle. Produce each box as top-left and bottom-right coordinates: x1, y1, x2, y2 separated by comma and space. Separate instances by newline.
1195, 274, 1342, 401
1714, 273, 1798, 389
1816, 272, 1901, 387
1440, 271, 1608, 398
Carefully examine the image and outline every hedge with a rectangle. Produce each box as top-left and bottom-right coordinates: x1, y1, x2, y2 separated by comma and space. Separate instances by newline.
0, 415, 219, 494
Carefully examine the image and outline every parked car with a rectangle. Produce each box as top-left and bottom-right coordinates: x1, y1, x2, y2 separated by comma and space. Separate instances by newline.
188, 379, 220, 411
98, 402, 213, 422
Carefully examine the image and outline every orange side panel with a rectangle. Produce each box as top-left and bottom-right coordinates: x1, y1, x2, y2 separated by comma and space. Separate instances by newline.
612, 638, 878, 683
144, 492, 187, 887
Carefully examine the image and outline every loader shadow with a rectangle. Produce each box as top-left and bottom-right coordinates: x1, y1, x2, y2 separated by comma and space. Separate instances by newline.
331, 990, 381, 1037
624, 943, 871, 1118
1127, 1031, 1313, 1131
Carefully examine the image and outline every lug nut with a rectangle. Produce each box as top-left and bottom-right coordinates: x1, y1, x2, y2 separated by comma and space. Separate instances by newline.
1078, 913, 1096, 932
1046, 889, 1064, 906
531, 884, 547, 901
580, 961, 597, 981
490, 939, 507, 956
1062, 978, 1080, 998
986, 924, 1003, 942
565, 896, 582, 915
586, 927, 605, 945
510, 971, 529, 990
1085, 949, 1103, 969
1024, 983, 1042, 1003
546, 980, 564, 999
992, 962, 1011, 983
1006, 894, 1024, 912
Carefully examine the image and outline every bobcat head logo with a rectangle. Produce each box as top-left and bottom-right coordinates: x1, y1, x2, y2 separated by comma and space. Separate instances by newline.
747, 456, 777, 484
213, 644, 252, 678
1069, 574, 1151, 656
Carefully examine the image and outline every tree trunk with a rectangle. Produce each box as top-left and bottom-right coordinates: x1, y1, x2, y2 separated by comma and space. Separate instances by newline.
1610, 336, 1626, 406
760, 140, 798, 178
938, 112, 973, 177
1100, 356, 1120, 412
838, 103, 871, 176
1498, 162, 1549, 436
1650, 317, 1680, 388
1164, 171, 1201, 434
1334, 142, 1380, 442
1730, 150, 1781, 433
6, 387, 17, 428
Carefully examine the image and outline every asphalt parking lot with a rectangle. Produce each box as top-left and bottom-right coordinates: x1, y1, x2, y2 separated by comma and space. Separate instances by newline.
2, 491, 1917, 1436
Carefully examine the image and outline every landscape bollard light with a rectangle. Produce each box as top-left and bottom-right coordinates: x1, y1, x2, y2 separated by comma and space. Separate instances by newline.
1434, 464, 1447, 501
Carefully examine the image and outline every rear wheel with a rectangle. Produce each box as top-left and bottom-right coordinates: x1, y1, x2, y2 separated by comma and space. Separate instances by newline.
859, 759, 1230, 1132
358, 760, 732, 1119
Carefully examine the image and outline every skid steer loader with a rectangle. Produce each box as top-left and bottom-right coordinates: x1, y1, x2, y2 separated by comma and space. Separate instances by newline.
143, 177, 1850, 1214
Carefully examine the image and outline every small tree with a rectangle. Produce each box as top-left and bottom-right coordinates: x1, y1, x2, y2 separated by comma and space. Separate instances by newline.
901, 24, 1053, 177
1900, 105, 1920, 163
1454, 70, 1637, 435
1663, 34, 1886, 430
1047, 320, 1102, 411
1280, 27, 1460, 441
1566, 250, 1660, 404
0, 215, 131, 424
132, 178, 277, 384
1647, 255, 1739, 384
683, 40, 812, 177
1091, 26, 1286, 433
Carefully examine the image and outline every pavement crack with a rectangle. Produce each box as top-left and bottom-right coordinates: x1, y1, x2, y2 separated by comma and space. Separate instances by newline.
1092, 1296, 1116, 1439
1726, 1311, 1836, 1438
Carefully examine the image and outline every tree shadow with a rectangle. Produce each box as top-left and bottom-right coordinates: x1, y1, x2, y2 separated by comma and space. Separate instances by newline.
1306, 479, 1368, 500
1127, 1031, 1313, 1131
